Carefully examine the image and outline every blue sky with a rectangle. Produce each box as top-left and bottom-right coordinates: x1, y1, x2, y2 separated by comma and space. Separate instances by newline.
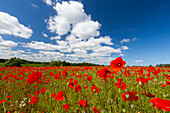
0, 0, 170, 66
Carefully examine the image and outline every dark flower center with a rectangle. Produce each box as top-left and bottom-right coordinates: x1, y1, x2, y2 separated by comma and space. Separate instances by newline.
117, 63, 121, 67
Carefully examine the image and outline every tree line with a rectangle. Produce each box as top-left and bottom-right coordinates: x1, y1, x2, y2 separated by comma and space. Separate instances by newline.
0, 57, 103, 67
156, 64, 170, 67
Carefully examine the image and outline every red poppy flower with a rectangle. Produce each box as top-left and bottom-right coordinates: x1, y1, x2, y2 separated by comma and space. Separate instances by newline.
68, 79, 78, 89
75, 85, 82, 93
93, 106, 100, 113
97, 68, 112, 81
150, 98, 170, 111
51, 93, 56, 98
26, 71, 42, 84
30, 96, 38, 105
121, 90, 138, 102
160, 83, 166, 87
55, 91, 64, 101
110, 57, 126, 72
6, 95, 12, 98
91, 85, 100, 93
142, 92, 155, 98
0, 100, 6, 104
114, 79, 127, 90
78, 100, 88, 108
165, 81, 170, 86
63, 104, 71, 112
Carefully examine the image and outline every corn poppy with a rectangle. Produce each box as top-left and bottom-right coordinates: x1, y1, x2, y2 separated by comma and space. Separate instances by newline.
110, 57, 126, 72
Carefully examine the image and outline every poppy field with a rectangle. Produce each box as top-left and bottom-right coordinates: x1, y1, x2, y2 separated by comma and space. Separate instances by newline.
0, 57, 170, 113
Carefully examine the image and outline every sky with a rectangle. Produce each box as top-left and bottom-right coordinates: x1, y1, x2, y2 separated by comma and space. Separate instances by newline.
0, 0, 170, 66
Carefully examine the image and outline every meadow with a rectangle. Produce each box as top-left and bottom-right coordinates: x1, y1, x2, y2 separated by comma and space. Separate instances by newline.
0, 63, 170, 112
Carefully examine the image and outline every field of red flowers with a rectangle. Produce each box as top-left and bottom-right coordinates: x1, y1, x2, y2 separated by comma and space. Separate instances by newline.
0, 57, 170, 113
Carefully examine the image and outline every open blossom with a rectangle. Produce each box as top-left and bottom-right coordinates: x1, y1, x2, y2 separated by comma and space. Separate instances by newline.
30, 96, 38, 105
91, 85, 100, 93
26, 71, 43, 84
78, 100, 88, 108
150, 98, 170, 111
93, 106, 100, 113
55, 91, 64, 101
110, 57, 126, 72
63, 104, 71, 112
122, 90, 138, 102
114, 79, 127, 90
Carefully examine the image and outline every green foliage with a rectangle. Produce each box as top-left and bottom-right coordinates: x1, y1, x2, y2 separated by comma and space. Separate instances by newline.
4, 57, 22, 67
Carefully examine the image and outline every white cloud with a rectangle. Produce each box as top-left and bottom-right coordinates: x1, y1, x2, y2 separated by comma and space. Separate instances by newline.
31, 4, 38, 8
43, 0, 53, 5
72, 20, 101, 40
135, 60, 144, 63
23, 41, 58, 50
121, 46, 128, 50
42, 32, 48, 37
93, 46, 121, 54
0, 12, 33, 39
46, 1, 88, 35
120, 39, 130, 43
0, 36, 18, 50
50, 36, 61, 40
132, 37, 137, 41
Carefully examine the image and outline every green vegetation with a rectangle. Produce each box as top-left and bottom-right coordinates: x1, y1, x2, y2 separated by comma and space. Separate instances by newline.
0, 57, 102, 67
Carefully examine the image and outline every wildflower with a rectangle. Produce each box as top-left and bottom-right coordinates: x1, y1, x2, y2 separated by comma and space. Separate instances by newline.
30, 96, 38, 105
55, 91, 64, 101
75, 85, 82, 93
78, 100, 88, 108
63, 104, 70, 112
110, 57, 126, 72
91, 85, 100, 93
122, 90, 138, 102
93, 106, 100, 113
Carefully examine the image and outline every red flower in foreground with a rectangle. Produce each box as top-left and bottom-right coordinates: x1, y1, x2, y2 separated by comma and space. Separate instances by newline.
114, 79, 127, 90
150, 98, 170, 111
165, 81, 170, 86
63, 104, 71, 112
142, 92, 155, 98
30, 96, 38, 105
97, 68, 112, 81
91, 85, 100, 93
75, 85, 82, 93
0, 100, 6, 104
55, 91, 64, 101
26, 71, 43, 84
121, 90, 138, 102
78, 100, 88, 108
93, 106, 100, 113
6, 95, 12, 98
110, 57, 126, 72
160, 83, 166, 87
51, 93, 56, 98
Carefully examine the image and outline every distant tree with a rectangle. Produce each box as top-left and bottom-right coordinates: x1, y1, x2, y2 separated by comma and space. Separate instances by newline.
4, 57, 22, 67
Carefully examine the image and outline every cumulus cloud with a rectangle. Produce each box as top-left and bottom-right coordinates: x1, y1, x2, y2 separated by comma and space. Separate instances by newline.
93, 46, 121, 54
42, 32, 48, 37
121, 46, 128, 50
0, 12, 33, 39
0, 36, 18, 50
72, 20, 101, 39
135, 60, 144, 63
120, 39, 130, 43
23, 41, 58, 50
43, 0, 53, 5
50, 36, 61, 40
46, 1, 88, 35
